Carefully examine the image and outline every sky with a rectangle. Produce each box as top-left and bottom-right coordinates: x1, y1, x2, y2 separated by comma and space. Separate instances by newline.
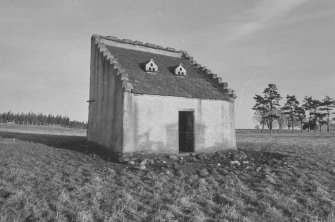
0, 0, 334, 128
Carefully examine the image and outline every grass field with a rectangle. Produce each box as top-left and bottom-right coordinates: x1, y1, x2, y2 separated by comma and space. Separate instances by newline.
0, 130, 335, 221
0, 124, 86, 136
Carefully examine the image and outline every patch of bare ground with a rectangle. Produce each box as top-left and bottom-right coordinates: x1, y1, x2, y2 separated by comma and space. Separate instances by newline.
0, 130, 334, 221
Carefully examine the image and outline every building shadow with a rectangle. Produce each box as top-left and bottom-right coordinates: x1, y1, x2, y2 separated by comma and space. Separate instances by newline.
0, 131, 120, 162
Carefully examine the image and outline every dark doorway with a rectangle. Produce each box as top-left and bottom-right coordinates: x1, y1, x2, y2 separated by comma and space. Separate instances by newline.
179, 111, 194, 152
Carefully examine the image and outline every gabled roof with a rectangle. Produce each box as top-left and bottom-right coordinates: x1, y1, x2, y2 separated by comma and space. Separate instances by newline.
173, 63, 186, 76
92, 35, 236, 101
144, 58, 158, 72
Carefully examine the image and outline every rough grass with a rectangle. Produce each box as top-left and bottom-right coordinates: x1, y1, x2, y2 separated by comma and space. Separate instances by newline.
0, 130, 335, 221
0, 124, 86, 136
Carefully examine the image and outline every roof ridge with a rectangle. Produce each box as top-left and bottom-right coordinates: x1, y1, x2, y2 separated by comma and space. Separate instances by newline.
181, 51, 236, 99
94, 34, 182, 53
93, 35, 133, 92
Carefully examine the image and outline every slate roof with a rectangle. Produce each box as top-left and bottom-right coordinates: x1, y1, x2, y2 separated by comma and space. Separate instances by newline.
95, 35, 235, 101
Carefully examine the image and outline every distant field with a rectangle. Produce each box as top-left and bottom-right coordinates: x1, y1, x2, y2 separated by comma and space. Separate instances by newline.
0, 124, 86, 136
237, 128, 335, 143
0, 130, 334, 221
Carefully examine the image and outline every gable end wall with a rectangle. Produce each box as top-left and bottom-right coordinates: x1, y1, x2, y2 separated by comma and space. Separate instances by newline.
87, 37, 124, 152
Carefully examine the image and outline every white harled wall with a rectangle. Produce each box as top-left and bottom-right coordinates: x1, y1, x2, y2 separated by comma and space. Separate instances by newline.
123, 92, 236, 153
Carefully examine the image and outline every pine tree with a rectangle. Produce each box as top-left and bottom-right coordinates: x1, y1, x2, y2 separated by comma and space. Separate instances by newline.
282, 95, 300, 132
252, 95, 268, 132
302, 97, 322, 132
252, 84, 282, 133
296, 106, 306, 132
319, 96, 335, 132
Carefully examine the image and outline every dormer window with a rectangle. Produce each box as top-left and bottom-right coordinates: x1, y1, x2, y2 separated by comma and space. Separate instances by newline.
174, 63, 186, 76
145, 58, 158, 72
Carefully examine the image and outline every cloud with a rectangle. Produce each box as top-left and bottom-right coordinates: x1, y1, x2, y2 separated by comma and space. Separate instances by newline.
225, 0, 309, 41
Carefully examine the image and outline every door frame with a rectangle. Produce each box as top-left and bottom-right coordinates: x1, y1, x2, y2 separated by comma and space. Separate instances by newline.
178, 110, 195, 153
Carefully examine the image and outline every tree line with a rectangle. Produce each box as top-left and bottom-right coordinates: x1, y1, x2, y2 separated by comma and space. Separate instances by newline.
252, 84, 335, 133
0, 111, 87, 129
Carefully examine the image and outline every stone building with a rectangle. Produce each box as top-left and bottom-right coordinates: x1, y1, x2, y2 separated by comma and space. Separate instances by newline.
87, 35, 237, 154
